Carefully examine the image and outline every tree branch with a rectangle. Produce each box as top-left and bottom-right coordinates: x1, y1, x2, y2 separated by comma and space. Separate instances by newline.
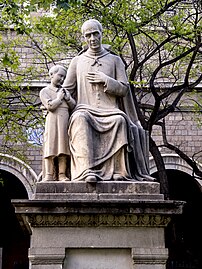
161, 119, 202, 178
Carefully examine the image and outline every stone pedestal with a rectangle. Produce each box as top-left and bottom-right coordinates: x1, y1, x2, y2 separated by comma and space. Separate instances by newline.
12, 181, 184, 269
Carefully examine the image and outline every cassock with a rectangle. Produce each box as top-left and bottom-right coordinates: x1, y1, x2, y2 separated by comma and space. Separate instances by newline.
63, 47, 153, 181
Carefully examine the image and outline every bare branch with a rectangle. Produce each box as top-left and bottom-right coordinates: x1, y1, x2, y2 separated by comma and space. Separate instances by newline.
161, 119, 202, 178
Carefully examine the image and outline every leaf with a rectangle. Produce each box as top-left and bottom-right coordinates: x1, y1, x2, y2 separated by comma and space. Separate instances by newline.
2, 53, 13, 66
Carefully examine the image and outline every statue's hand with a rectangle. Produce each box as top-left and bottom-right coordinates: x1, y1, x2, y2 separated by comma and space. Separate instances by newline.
57, 89, 65, 100
63, 89, 71, 101
86, 71, 107, 84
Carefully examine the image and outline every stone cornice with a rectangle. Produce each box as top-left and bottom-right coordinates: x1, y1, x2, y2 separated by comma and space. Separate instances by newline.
13, 198, 184, 231
12, 198, 184, 215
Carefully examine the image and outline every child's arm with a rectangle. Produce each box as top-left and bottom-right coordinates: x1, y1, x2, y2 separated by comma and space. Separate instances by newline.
63, 89, 76, 110
49, 89, 65, 110
40, 88, 65, 112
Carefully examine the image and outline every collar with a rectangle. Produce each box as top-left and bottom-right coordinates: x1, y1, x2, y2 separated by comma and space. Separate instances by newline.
83, 48, 110, 66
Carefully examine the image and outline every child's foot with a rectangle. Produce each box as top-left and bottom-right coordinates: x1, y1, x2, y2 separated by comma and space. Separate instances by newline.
58, 173, 70, 181
43, 174, 55, 181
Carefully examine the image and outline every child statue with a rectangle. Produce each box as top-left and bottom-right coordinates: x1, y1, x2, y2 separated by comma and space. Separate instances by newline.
40, 64, 76, 181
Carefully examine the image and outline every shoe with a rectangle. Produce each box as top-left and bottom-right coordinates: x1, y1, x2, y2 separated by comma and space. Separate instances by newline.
85, 175, 97, 183
59, 173, 70, 181
112, 174, 124, 181
59, 176, 70, 181
43, 175, 55, 182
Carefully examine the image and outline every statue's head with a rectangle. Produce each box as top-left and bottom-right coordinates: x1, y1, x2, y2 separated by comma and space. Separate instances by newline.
81, 19, 103, 51
49, 65, 67, 86
49, 65, 66, 76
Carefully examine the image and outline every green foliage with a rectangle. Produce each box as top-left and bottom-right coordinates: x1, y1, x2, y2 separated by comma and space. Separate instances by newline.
0, 0, 201, 164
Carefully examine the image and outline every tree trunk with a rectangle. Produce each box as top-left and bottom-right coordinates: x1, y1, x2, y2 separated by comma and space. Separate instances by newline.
149, 137, 170, 199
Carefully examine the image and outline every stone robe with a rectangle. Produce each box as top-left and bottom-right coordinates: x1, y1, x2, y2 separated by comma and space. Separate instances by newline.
63, 48, 152, 181
40, 86, 70, 158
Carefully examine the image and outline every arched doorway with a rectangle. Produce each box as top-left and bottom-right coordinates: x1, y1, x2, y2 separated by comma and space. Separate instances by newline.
0, 169, 30, 269
152, 169, 202, 269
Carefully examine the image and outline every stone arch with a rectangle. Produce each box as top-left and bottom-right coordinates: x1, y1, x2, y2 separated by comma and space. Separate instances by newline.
149, 153, 202, 191
0, 153, 38, 199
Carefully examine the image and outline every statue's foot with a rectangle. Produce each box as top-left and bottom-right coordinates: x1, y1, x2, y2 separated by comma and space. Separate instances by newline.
59, 174, 70, 181
59, 176, 70, 181
112, 174, 124, 181
85, 175, 97, 183
43, 175, 55, 182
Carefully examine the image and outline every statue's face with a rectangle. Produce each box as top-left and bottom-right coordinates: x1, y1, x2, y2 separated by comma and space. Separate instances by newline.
83, 22, 102, 51
51, 68, 66, 86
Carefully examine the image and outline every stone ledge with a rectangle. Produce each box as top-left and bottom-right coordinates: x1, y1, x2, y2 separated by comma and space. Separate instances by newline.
33, 193, 164, 201
34, 181, 164, 201
35, 181, 161, 194
12, 198, 185, 215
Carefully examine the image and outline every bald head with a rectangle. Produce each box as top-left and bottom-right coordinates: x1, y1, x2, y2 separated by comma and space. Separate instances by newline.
81, 19, 102, 35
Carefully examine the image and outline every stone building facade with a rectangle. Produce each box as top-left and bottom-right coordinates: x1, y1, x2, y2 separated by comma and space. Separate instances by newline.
0, 27, 202, 269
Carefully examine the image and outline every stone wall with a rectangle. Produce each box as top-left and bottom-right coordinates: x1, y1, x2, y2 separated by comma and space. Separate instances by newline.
152, 111, 202, 164
25, 147, 42, 176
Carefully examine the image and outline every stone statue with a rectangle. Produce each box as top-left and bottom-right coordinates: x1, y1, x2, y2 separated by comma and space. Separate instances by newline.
63, 19, 154, 182
40, 65, 76, 181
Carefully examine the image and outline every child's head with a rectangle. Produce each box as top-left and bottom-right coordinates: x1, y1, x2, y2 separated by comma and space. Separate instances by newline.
49, 65, 67, 86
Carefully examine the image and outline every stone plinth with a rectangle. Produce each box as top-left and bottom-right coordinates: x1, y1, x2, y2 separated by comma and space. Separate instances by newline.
34, 181, 164, 200
12, 181, 184, 269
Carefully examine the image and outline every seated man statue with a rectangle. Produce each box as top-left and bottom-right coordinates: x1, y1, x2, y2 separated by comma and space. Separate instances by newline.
63, 19, 154, 182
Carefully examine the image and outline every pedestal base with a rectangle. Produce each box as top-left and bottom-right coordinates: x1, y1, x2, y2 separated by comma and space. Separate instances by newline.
34, 181, 164, 200
12, 181, 184, 269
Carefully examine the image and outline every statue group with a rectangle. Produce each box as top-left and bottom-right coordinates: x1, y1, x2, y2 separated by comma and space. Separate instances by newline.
40, 19, 154, 183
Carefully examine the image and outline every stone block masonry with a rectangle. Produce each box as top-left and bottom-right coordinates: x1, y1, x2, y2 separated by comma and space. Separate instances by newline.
13, 181, 185, 269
